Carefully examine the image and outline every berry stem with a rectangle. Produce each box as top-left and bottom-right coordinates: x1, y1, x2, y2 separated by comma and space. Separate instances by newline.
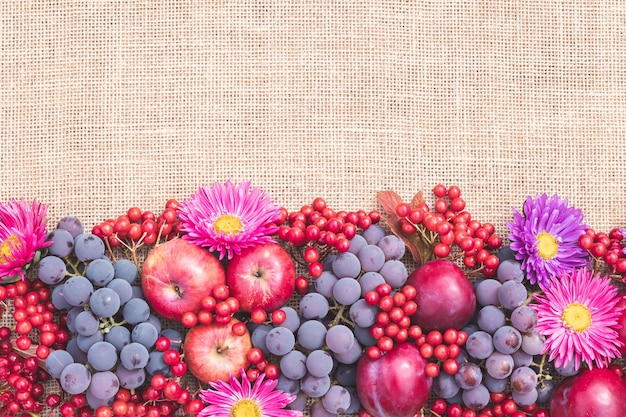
103, 235, 118, 263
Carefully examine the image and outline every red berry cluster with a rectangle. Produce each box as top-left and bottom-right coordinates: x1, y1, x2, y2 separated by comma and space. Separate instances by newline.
1, 279, 68, 357
91, 200, 182, 251
83, 340, 198, 417
180, 284, 241, 328
0, 279, 69, 416
54, 393, 102, 417
0, 347, 50, 415
428, 393, 549, 417
364, 283, 467, 376
90, 381, 203, 417
394, 185, 503, 275
415, 327, 467, 378
275, 198, 381, 278
126, 376, 200, 417
245, 347, 280, 382
579, 227, 626, 280
364, 283, 418, 359
154, 337, 187, 378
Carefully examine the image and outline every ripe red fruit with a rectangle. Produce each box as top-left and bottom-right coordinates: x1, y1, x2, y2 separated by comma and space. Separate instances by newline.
426, 330, 443, 346
171, 361, 188, 377
226, 243, 296, 312
303, 247, 320, 263
308, 262, 323, 278
181, 312, 198, 328
184, 319, 252, 383
365, 291, 380, 305
250, 307, 267, 324
246, 347, 264, 364
376, 336, 393, 352
395, 203, 411, 218
433, 184, 447, 198
550, 367, 626, 417
271, 309, 287, 325
231, 321, 248, 336
433, 344, 449, 361
425, 362, 440, 377
163, 381, 182, 400
357, 343, 432, 417
406, 260, 476, 332
265, 364, 280, 379
442, 358, 459, 374
163, 349, 180, 365
141, 238, 226, 322
295, 276, 309, 295
447, 186, 461, 200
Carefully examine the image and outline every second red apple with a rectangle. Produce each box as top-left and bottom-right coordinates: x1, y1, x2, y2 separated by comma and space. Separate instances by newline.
226, 242, 296, 312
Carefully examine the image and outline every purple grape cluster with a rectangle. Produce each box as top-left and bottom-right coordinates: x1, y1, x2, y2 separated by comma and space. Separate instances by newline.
39, 217, 183, 409
248, 224, 409, 416
432, 248, 556, 410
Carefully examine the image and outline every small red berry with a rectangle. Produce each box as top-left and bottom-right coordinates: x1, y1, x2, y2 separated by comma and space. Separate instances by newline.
433, 184, 447, 198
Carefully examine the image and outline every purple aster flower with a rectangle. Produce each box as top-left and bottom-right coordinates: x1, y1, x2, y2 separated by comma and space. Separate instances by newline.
507, 194, 589, 288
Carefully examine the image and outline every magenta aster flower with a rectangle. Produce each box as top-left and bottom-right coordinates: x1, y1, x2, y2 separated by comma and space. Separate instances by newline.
0, 199, 52, 282
532, 268, 623, 371
507, 193, 589, 287
178, 181, 280, 260
199, 369, 302, 417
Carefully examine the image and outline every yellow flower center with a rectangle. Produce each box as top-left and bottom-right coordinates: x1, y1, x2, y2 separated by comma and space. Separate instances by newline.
214, 215, 243, 236
229, 399, 262, 417
536, 232, 558, 260
0, 235, 21, 264
562, 303, 592, 332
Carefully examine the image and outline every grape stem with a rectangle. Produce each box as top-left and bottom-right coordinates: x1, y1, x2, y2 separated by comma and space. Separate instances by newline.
99, 316, 127, 332
532, 353, 553, 385
64, 257, 85, 277
329, 304, 347, 327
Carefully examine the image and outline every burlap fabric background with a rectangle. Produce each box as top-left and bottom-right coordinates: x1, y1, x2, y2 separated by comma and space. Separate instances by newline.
2, 0, 625, 415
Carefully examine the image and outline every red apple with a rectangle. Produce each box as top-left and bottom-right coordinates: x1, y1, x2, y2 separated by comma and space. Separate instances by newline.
550, 367, 626, 417
184, 318, 252, 383
406, 259, 476, 332
614, 290, 626, 356
141, 238, 225, 322
226, 242, 296, 312
356, 343, 432, 417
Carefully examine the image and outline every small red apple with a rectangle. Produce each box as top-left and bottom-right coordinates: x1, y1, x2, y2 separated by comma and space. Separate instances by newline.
184, 318, 252, 383
550, 367, 626, 417
406, 259, 476, 332
226, 242, 296, 312
356, 343, 432, 417
141, 238, 226, 322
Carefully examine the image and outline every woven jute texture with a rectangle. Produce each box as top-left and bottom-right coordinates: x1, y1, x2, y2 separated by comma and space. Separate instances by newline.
1, 0, 626, 415
3, 1, 625, 232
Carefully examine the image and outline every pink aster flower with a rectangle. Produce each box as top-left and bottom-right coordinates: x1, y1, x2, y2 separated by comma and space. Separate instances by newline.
532, 268, 623, 371
177, 181, 280, 260
199, 369, 302, 417
507, 194, 589, 288
0, 198, 52, 282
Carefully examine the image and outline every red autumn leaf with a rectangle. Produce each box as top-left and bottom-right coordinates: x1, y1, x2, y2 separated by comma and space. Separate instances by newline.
376, 190, 431, 265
